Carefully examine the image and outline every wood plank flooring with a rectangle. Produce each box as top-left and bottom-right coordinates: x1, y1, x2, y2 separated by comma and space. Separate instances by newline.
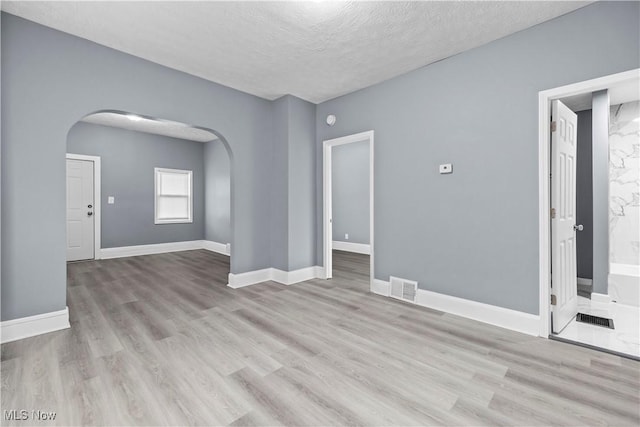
2, 249, 639, 426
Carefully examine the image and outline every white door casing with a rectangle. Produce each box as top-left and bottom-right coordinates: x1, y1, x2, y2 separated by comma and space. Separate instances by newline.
551, 100, 578, 334
538, 69, 639, 338
66, 158, 95, 261
323, 143, 334, 278
323, 130, 374, 285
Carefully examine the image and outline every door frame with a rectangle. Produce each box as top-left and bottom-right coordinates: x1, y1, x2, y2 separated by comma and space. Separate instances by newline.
66, 153, 102, 260
537, 68, 639, 337
322, 130, 374, 287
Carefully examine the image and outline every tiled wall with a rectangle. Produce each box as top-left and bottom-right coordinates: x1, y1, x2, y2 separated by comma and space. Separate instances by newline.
609, 101, 640, 266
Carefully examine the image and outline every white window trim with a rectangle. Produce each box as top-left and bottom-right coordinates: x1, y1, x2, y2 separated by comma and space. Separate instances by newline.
154, 167, 193, 224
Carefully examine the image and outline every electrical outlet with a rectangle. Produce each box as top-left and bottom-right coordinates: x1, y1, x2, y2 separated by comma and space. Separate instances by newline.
108, 196, 115, 204
345, 233, 349, 240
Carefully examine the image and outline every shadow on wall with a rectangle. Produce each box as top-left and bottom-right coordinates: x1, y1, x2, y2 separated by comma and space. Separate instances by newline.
65, 109, 234, 256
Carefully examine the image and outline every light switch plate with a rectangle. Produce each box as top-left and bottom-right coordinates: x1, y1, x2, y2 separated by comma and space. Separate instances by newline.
108, 196, 115, 204
439, 163, 453, 174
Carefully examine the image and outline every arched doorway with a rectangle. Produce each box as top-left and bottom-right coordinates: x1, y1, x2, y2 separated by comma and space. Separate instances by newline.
65, 109, 234, 285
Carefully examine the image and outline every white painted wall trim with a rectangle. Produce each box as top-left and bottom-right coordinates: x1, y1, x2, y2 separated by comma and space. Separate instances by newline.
227, 266, 324, 289
98, 240, 230, 259
100, 240, 204, 259
323, 130, 374, 288
332, 240, 371, 255
373, 279, 539, 336
538, 68, 640, 338
1, 307, 70, 344
202, 240, 230, 256
591, 293, 612, 304
415, 289, 540, 336
228, 268, 272, 289
66, 153, 101, 260
371, 279, 390, 296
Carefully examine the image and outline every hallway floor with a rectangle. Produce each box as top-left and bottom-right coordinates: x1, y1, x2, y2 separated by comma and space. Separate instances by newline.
556, 296, 640, 359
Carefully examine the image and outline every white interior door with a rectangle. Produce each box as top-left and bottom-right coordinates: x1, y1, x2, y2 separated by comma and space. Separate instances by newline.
66, 159, 95, 261
551, 100, 578, 334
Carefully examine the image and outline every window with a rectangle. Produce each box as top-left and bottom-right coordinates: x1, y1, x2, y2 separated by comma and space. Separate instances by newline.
154, 168, 193, 224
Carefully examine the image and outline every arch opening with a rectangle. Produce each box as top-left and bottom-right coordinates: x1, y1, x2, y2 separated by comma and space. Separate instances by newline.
64, 109, 235, 284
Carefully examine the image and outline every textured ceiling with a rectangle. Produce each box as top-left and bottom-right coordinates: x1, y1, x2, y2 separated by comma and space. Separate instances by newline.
81, 112, 218, 142
2, 1, 591, 103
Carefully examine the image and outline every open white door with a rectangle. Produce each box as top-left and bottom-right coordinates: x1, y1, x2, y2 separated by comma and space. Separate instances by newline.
66, 158, 95, 261
551, 100, 578, 333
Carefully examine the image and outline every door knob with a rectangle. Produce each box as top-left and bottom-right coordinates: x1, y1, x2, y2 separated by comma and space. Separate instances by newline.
88, 204, 93, 208
573, 224, 583, 231
87, 212, 93, 216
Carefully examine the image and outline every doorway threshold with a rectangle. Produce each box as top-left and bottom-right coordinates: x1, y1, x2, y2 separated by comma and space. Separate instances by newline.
549, 334, 640, 361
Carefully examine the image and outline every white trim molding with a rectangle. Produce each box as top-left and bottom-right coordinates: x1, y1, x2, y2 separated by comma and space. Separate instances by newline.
372, 279, 539, 336
101, 240, 203, 259
537, 68, 640, 338
371, 279, 390, 296
1, 307, 70, 344
98, 240, 230, 259
202, 240, 230, 256
332, 241, 371, 255
154, 167, 193, 225
323, 130, 374, 284
228, 266, 324, 289
66, 153, 102, 260
228, 268, 272, 289
591, 293, 612, 305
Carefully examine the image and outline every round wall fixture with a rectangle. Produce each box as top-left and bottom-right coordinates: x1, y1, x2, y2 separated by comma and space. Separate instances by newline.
326, 114, 336, 126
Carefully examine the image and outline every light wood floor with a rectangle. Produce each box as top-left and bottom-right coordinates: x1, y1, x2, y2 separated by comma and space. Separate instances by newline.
2, 250, 639, 426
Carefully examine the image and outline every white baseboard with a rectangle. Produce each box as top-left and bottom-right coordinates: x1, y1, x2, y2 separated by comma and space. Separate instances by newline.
100, 240, 230, 259
227, 268, 272, 289
271, 266, 324, 285
371, 279, 539, 336
577, 277, 593, 287
1, 307, 70, 344
228, 266, 324, 289
591, 292, 612, 304
371, 279, 390, 296
101, 240, 203, 259
332, 241, 371, 255
201, 240, 230, 256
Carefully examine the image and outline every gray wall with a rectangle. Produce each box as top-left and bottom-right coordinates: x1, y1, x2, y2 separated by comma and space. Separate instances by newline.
205, 140, 231, 244
332, 140, 370, 245
270, 96, 290, 271
576, 110, 593, 280
270, 95, 317, 271
592, 90, 610, 295
67, 122, 205, 248
2, 2, 638, 322
287, 96, 317, 271
315, 1, 639, 315
1, 13, 275, 320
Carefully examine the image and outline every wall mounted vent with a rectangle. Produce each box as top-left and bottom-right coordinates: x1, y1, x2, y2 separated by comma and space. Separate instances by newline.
389, 276, 418, 303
